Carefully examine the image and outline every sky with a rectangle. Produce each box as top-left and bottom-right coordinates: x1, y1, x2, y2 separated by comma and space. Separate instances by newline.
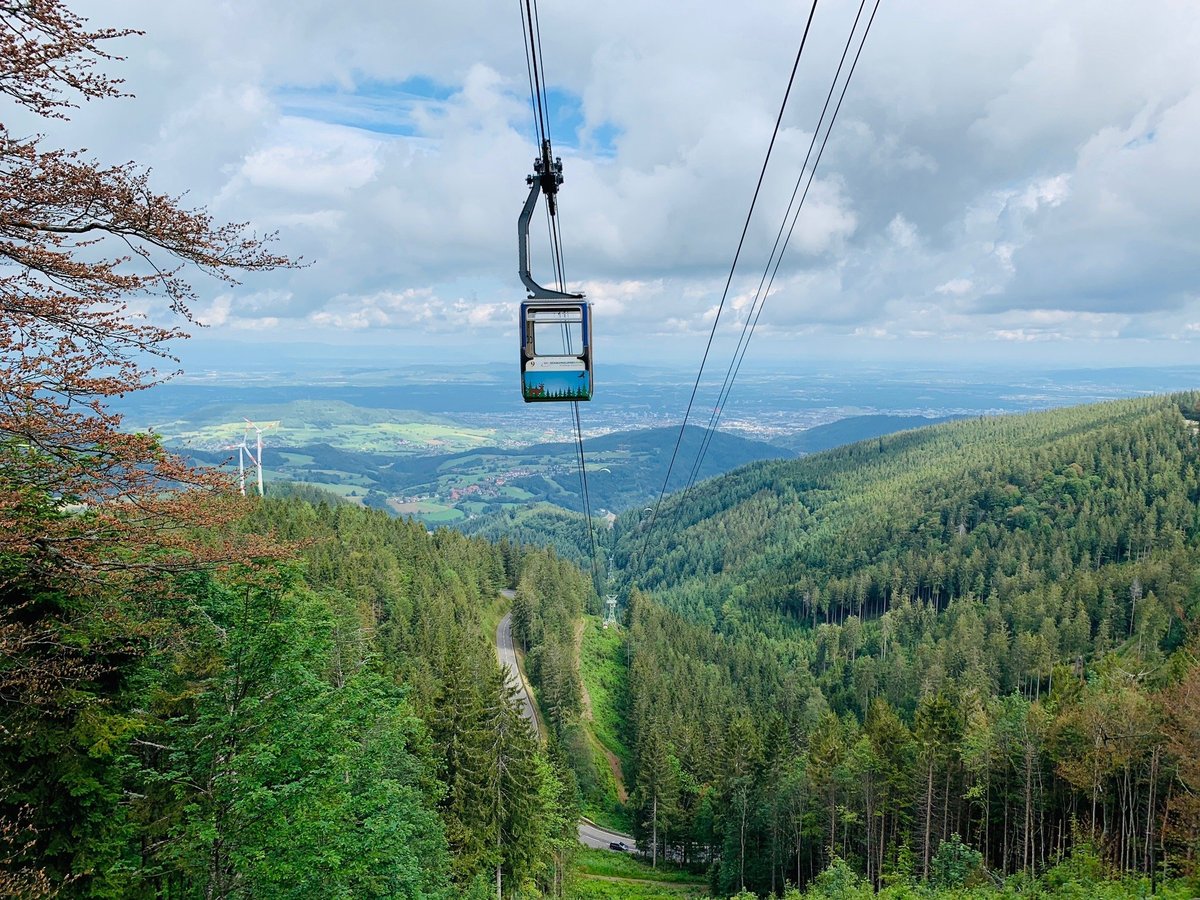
17, 0, 1200, 370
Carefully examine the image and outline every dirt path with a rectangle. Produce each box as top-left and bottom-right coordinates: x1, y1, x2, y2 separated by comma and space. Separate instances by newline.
576, 620, 593, 719
576, 619, 629, 803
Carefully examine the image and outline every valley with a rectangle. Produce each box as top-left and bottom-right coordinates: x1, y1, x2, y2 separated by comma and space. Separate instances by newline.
116, 363, 1200, 530
8, 2, 1200, 896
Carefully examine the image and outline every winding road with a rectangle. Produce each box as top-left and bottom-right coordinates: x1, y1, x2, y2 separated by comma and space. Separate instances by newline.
494, 597, 637, 852
496, 609, 542, 737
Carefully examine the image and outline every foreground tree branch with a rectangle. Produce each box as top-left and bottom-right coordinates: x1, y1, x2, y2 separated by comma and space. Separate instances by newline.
0, 1, 297, 576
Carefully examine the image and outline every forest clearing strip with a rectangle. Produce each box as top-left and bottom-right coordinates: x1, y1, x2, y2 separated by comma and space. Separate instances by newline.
575, 874, 708, 894
577, 619, 593, 719
496, 599, 636, 851
578, 619, 633, 801
576, 619, 629, 802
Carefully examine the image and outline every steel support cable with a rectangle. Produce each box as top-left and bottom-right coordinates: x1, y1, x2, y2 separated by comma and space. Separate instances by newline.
518, 0, 602, 592
522, 0, 550, 143
682, 0, 872, 495
683, 0, 882, 499
631, 0, 821, 581
532, 0, 555, 148
522, 0, 566, 293
517, 0, 543, 147
572, 401, 602, 589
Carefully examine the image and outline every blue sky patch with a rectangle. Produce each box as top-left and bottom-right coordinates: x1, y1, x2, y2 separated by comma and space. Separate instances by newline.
275, 77, 455, 136
1124, 129, 1156, 150
279, 77, 621, 154
528, 87, 620, 156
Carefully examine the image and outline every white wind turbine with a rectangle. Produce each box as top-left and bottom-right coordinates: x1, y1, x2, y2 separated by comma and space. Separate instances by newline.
222, 440, 249, 496
242, 419, 278, 497
237, 438, 248, 496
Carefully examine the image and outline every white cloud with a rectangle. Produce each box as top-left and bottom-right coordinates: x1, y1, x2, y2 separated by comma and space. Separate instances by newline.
239, 119, 383, 195
13, 0, 1194, 366
936, 279, 973, 297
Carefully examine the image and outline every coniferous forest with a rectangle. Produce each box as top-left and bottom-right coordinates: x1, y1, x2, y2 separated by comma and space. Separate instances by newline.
4, 2, 1200, 899
0, 6, 578, 895
608, 393, 1200, 897
3, 490, 584, 897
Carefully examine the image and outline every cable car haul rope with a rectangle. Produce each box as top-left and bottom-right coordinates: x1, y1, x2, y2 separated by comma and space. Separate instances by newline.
515, 0, 601, 591
512, 0, 881, 597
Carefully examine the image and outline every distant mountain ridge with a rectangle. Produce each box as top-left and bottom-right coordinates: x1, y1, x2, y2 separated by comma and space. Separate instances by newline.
617, 393, 1200, 630
780, 413, 963, 454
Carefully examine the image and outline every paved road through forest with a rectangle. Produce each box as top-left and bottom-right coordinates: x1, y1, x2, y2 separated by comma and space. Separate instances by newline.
496, 609, 541, 736
494, 598, 637, 852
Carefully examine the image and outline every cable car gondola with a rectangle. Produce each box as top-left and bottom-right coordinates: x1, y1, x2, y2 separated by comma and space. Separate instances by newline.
518, 141, 591, 403
520, 300, 591, 401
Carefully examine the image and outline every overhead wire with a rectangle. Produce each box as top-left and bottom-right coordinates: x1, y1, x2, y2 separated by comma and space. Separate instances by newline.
682, 0, 879, 497
632, 0, 821, 579
521, 0, 550, 143
518, 0, 603, 593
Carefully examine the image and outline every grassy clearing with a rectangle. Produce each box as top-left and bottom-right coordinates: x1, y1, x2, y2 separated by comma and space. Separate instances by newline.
569, 848, 708, 898
387, 500, 464, 522
567, 881, 707, 899
421, 507, 465, 523
574, 848, 704, 884
576, 616, 633, 832
579, 738, 632, 833
310, 469, 372, 485
291, 481, 361, 497
498, 485, 535, 499
276, 452, 315, 465
580, 617, 631, 770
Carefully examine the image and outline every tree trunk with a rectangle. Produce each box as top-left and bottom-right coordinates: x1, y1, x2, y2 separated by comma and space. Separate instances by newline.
740, 789, 748, 890
1023, 744, 1033, 874
923, 761, 935, 878
878, 808, 887, 890
1145, 747, 1159, 873
943, 766, 952, 841
652, 792, 658, 870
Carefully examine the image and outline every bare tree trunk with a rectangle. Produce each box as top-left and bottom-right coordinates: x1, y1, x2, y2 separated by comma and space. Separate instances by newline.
982, 771, 991, 869
1002, 774, 1010, 873
652, 792, 658, 870
864, 777, 875, 889
829, 787, 837, 867
923, 761, 935, 878
1145, 748, 1159, 873
943, 767, 952, 841
1023, 743, 1033, 874
883, 806, 892, 892
740, 790, 748, 891
796, 832, 802, 888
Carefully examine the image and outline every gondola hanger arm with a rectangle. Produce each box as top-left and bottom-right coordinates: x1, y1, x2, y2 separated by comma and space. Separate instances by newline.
518, 139, 584, 301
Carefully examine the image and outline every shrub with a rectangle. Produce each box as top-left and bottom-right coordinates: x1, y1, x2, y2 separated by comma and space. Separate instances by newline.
931, 834, 984, 889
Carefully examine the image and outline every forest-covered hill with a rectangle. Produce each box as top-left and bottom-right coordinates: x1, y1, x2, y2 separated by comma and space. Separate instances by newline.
778, 414, 962, 455
1, 496, 587, 897
606, 393, 1200, 895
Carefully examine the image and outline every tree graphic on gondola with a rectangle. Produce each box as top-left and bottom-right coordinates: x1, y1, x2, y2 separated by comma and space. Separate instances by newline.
524, 370, 590, 400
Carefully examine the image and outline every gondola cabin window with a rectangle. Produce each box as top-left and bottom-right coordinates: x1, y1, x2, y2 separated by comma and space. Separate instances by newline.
520, 301, 593, 402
